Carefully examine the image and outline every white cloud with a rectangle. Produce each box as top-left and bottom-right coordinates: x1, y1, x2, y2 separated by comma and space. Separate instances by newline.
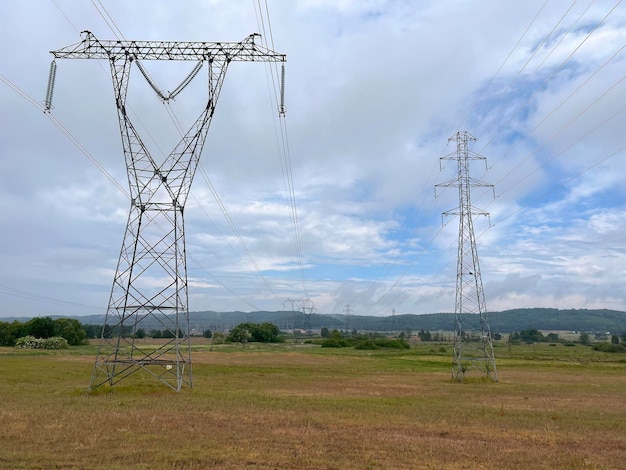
0, 0, 624, 318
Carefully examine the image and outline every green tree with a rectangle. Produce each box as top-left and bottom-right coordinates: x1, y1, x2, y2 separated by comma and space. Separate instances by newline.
134, 328, 146, 339
228, 322, 280, 343
517, 329, 544, 343
611, 334, 619, 345
579, 332, 591, 345
54, 318, 87, 345
82, 324, 102, 339
227, 325, 251, 344
0, 321, 27, 346
26, 316, 57, 338
254, 323, 280, 343
203, 329, 213, 339
212, 332, 225, 344
161, 329, 184, 338
330, 329, 343, 340
320, 327, 330, 338
418, 329, 432, 341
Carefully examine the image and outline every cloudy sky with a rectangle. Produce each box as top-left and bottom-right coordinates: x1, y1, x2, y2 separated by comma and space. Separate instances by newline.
0, 0, 624, 319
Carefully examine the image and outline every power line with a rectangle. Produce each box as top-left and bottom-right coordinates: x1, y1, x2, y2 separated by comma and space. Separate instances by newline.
253, 1, 308, 297
0, 285, 102, 311
456, 0, 552, 132
86, 0, 284, 308
486, 42, 626, 172
491, 143, 625, 227
477, 0, 622, 154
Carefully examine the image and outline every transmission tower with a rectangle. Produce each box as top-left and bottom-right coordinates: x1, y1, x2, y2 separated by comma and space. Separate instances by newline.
300, 299, 315, 335
344, 304, 352, 332
50, 31, 285, 391
435, 131, 497, 382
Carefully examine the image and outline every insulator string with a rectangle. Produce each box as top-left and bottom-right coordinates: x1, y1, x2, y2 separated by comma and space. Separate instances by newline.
279, 62, 286, 116
44, 60, 57, 111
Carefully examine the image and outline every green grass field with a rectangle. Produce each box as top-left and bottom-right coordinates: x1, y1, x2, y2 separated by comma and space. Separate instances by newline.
0, 340, 624, 469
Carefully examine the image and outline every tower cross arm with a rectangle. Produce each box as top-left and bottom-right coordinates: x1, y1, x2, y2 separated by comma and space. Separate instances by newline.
51, 31, 285, 62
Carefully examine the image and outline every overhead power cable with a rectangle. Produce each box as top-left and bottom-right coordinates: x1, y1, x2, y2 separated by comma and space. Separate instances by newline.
491, 144, 625, 227
254, 0, 308, 297
477, 0, 622, 154
0, 285, 103, 311
470, 0, 582, 137
45, 0, 282, 311
490, 104, 625, 204
486, 42, 626, 172
456, 0, 551, 132
1, 72, 129, 197
197, 165, 278, 297
379, 3, 563, 303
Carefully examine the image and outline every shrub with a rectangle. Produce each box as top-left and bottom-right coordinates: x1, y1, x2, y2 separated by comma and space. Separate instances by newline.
592, 342, 626, 353
15, 335, 69, 350
374, 338, 410, 349
354, 338, 410, 350
354, 340, 381, 350
321, 338, 348, 348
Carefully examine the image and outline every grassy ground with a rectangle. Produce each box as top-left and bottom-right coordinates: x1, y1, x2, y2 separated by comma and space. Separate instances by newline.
0, 340, 624, 469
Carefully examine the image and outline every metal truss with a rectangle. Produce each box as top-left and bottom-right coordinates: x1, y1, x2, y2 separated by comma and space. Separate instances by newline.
50, 31, 285, 391
436, 131, 498, 382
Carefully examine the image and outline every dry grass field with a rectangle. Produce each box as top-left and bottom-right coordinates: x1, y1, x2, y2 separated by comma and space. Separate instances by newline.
0, 341, 624, 469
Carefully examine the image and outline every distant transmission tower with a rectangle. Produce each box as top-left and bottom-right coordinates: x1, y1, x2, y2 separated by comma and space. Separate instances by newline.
301, 299, 315, 335
435, 131, 497, 382
50, 31, 285, 391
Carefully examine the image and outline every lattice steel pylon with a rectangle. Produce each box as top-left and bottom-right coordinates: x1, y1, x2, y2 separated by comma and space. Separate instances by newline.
435, 131, 498, 382
50, 31, 285, 391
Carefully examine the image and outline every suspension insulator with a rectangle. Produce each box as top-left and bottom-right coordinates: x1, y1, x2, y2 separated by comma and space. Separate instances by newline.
278, 62, 286, 116
44, 60, 57, 112
168, 61, 204, 100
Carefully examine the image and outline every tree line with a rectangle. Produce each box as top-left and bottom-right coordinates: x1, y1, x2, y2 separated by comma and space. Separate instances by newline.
0, 316, 87, 346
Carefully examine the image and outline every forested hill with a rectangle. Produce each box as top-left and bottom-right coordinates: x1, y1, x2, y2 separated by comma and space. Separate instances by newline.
181, 308, 624, 333
4, 308, 624, 334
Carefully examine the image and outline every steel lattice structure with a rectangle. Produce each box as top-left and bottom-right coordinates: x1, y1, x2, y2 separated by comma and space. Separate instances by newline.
436, 131, 498, 382
50, 31, 285, 391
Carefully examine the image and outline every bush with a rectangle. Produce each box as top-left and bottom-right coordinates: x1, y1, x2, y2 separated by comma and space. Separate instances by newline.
15, 336, 69, 350
374, 338, 410, 349
354, 338, 410, 350
592, 342, 626, 353
354, 340, 381, 350
321, 338, 349, 348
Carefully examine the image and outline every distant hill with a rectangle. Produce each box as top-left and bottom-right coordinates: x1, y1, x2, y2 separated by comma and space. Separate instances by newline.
62, 307, 625, 334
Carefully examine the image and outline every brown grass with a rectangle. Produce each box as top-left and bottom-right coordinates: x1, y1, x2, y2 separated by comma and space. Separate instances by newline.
0, 345, 624, 469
